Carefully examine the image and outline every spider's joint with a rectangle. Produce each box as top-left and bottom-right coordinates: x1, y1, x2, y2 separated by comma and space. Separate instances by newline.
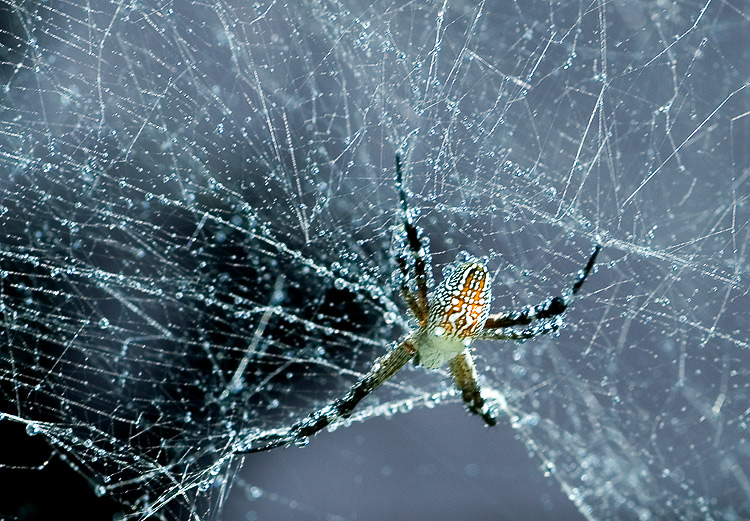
402, 339, 417, 354
549, 295, 569, 310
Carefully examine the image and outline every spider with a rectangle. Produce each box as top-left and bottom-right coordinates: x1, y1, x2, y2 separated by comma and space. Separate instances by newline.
238, 153, 601, 453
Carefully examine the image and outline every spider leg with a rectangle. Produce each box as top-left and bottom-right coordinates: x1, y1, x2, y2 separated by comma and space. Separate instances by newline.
478, 316, 563, 341
236, 340, 416, 454
396, 256, 425, 323
395, 152, 429, 323
449, 350, 496, 426
482, 244, 601, 331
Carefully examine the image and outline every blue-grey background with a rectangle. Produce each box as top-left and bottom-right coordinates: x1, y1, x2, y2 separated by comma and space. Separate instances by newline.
0, 1, 748, 520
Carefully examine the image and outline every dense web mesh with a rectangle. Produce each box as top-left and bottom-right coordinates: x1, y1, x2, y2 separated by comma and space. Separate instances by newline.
0, 0, 748, 519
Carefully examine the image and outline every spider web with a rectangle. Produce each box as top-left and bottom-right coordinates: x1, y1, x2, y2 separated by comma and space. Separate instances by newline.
0, 0, 748, 519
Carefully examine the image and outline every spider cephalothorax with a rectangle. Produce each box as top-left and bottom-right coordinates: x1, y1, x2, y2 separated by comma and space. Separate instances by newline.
239, 152, 600, 453
416, 260, 492, 369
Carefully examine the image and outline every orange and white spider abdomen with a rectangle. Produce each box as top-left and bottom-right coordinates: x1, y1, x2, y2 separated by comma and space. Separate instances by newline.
415, 260, 492, 369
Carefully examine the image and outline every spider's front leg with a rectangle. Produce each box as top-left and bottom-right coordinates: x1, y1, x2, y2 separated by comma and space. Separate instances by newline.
481, 244, 601, 337
394, 152, 429, 325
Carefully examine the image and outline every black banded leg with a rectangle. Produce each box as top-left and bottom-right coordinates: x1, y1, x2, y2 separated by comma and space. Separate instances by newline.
237, 341, 416, 453
396, 256, 425, 323
395, 152, 429, 315
572, 243, 601, 296
449, 351, 496, 426
478, 317, 563, 341
483, 244, 601, 330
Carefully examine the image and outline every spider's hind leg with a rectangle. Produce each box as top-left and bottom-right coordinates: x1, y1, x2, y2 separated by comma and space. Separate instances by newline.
449, 350, 496, 426
236, 341, 417, 453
